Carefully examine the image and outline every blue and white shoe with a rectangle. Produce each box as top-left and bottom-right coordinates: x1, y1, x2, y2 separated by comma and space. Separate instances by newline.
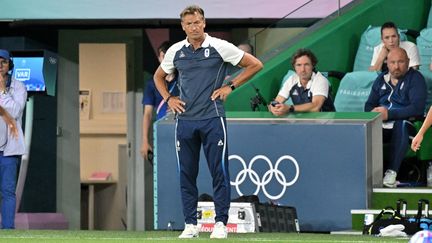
383, 169, 397, 188
178, 224, 199, 238
210, 222, 228, 239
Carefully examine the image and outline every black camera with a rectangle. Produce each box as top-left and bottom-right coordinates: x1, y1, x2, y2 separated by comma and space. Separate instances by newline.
250, 84, 267, 111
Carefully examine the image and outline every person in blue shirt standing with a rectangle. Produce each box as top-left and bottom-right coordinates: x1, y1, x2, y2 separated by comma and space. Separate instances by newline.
365, 47, 427, 188
140, 42, 179, 229
154, 5, 263, 239
0, 49, 27, 229
140, 41, 179, 162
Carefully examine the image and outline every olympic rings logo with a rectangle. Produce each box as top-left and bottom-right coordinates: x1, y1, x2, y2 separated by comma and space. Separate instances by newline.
229, 155, 300, 200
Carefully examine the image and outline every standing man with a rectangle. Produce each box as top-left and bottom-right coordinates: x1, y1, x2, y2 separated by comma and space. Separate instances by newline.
140, 41, 178, 229
141, 41, 178, 162
365, 47, 426, 188
0, 49, 27, 229
269, 48, 335, 115
154, 5, 263, 239
369, 22, 420, 72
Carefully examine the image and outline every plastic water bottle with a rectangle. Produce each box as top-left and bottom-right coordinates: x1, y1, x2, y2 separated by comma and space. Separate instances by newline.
427, 162, 432, 187
167, 221, 174, 231
364, 214, 374, 226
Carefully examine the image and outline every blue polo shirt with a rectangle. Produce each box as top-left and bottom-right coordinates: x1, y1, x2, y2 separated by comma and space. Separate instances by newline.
160, 34, 244, 120
142, 78, 178, 120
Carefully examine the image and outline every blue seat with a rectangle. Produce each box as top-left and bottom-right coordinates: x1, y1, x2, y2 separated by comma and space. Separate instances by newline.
413, 29, 432, 160
279, 70, 296, 105
428, 6, 432, 28
333, 71, 378, 112
416, 28, 432, 112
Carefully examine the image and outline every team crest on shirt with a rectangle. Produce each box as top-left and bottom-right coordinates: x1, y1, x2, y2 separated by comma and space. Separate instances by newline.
204, 48, 210, 58
179, 51, 185, 58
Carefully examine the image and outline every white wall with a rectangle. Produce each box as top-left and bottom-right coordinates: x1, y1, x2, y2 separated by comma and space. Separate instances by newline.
79, 43, 127, 181
79, 43, 127, 230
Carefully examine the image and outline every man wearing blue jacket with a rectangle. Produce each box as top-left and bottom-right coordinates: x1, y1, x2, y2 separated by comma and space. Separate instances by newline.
365, 47, 427, 188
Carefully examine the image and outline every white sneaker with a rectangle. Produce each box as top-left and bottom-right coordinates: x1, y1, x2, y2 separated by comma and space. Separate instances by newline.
383, 169, 397, 188
178, 224, 199, 238
210, 221, 228, 239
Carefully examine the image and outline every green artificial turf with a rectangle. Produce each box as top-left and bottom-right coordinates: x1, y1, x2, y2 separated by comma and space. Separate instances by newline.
0, 230, 412, 243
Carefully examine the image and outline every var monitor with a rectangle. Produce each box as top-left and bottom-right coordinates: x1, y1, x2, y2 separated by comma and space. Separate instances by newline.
13, 56, 45, 92
11, 50, 57, 96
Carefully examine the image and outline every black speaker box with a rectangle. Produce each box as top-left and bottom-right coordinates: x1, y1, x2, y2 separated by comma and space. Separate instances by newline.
255, 203, 299, 233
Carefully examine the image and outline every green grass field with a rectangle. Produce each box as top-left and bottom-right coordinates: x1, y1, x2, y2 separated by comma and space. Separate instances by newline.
0, 230, 412, 243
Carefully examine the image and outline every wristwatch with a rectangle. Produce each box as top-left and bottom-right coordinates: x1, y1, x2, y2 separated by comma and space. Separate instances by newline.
289, 105, 295, 112
227, 81, 236, 91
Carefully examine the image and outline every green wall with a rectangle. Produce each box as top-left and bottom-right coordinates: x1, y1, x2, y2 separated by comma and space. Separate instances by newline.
225, 0, 431, 111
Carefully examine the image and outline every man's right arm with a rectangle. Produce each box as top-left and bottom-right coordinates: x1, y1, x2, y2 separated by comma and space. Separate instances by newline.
154, 67, 186, 114
364, 80, 380, 111
154, 67, 169, 101
140, 105, 154, 160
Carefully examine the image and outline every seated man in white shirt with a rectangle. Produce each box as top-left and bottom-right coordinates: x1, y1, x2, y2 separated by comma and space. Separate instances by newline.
369, 21, 420, 72
269, 48, 335, 116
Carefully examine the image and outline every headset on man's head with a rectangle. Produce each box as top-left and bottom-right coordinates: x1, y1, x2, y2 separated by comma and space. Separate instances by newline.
8, 57, 14, 72
0, 50, 15, 88
7, 55, 13, 88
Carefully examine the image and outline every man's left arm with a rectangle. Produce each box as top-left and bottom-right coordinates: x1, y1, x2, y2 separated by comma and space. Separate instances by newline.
291, 95, 326, 112
231, 53, 263, 87
388, 72, 427, 120
211, 53, 263, 100
293, 74, 329, 112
